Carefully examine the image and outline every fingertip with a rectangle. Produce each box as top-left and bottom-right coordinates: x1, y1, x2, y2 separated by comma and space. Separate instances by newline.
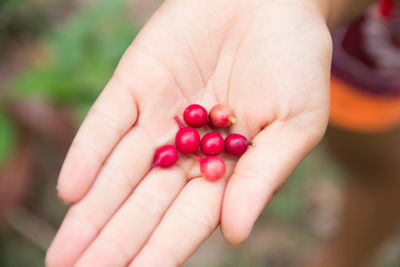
57, 175, 90, 204
220, 219, 249, 246
56, 154, 99, 203
221, 185, 252, 247
56, 191, 72, 206
56, 172, 82, 204
56, 184, 76, 204
222, 173, 275, 247
56, 182, 83, 206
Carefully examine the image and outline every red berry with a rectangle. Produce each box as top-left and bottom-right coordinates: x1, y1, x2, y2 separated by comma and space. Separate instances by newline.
174, 116, 200, 154
200, 156, 226, 181
209, 104, 236, 128
200, 132, 224, 156
225, 133, 251, 156
183, 104, 208, 128
194, 155, 226, 181
152, 145, 179, 168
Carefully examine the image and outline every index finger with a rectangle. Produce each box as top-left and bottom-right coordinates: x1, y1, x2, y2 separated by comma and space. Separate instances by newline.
57, 58, 139, 203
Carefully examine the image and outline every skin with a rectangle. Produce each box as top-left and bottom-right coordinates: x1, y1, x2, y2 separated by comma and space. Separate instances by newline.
46, 0, 376, 266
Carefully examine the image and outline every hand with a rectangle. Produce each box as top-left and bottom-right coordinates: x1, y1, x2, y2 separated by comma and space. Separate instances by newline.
46, 0, 332, 266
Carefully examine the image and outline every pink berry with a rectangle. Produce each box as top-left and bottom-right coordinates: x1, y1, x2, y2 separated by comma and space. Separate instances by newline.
200, 132, 224, 156
183, 104, 208, 128
174, 116, 200, 154
209, 104, 236, 128
194, 155, 226, 181
225, 133, 252, 156
152, 145, 179, 168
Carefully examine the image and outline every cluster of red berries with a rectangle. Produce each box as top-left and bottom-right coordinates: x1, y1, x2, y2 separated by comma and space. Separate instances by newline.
152, 104, 252, 181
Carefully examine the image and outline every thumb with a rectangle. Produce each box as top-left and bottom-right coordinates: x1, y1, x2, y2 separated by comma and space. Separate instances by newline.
221, 114, 327, 245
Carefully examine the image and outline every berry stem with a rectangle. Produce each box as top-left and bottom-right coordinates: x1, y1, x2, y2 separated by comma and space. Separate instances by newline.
174, 115, 185, 129
152, 157, 161, 168
228, 116, 236, 124
192, 154, 203, 163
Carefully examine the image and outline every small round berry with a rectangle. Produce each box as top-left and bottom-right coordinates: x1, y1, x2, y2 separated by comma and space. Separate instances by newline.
225, 133, 251, 156
175, 127, 200, 154
200, 132, 224, 156
183, 104, 208, 127
199, 156, 226, 181
152, 145, 179, 168
209, 104, 236, 128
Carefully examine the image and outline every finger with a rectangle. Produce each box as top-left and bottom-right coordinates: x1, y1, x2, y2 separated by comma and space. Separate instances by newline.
46, 124, 160, 267
129, 172, 231, 267
47, 91, 187, 267
74, 166, 187, 267
57, 74, 139, 203
56, 27, 194, 204
221, 119, 327, 245
56, 0, 228, 204
47, 24, 201, 265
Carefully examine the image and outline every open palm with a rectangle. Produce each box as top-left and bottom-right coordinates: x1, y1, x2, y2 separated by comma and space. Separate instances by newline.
46, 0, 332, 266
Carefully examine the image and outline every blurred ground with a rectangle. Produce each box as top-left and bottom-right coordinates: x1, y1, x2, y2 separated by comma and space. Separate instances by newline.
0, 0, 399, 266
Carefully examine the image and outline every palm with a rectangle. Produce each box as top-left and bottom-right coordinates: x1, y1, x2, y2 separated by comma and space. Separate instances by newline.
46, 0, 332, 266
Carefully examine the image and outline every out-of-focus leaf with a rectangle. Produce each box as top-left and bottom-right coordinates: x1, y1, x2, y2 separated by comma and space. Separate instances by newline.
264, 160, 311, 221
9, 0, 139, 121
0, 110, 18, 166
0, 231, 44, 267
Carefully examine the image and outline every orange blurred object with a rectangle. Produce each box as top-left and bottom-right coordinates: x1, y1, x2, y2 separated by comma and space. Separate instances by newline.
329, 75, 400, 133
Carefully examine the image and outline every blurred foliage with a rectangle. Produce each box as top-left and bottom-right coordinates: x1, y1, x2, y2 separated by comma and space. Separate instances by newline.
0, 0, 49, 40
0, 0, 138, 164
266, 164, 310, 222
9, 0, 138, 117
0, 109, 18, 166
0, 231, 44, 267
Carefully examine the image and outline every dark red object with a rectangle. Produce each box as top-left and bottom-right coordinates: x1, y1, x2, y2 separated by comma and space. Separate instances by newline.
194, 155, 226, 182
331, 7, 400, 97
183, 104, 208, 128
225, 133, 252, 156
174, 116, 200, 154
152, 145, 179, 168
200, 132, 224, 156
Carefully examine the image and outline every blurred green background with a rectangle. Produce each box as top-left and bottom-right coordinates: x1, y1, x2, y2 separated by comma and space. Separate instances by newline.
0, 0, 399, 266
